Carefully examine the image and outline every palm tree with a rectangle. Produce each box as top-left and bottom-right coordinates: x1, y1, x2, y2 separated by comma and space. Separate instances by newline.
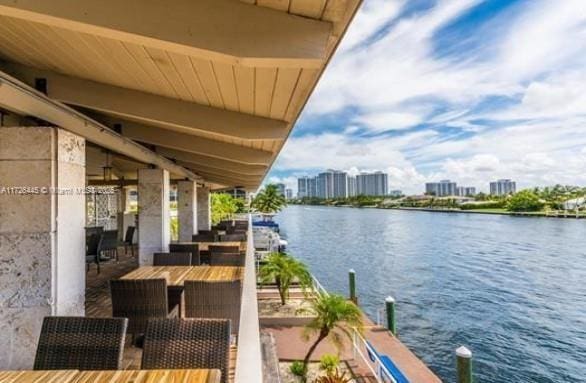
259, 252, 311, 305
252, 184, 287, 214
300, 294, 363, 381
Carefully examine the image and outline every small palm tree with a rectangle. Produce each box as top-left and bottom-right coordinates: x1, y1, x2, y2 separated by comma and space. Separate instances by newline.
253, 184, 287, 214
301, 294, 363, 381
259, 252, 311, 305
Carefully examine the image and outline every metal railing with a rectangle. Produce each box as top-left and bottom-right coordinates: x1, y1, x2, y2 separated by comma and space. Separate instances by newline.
234, 215, 263, 383
310, 274, 329, 297
351, 328, 397, 383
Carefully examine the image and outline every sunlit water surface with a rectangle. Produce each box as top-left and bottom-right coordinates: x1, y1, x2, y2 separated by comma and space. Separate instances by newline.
275, 206, 586, 383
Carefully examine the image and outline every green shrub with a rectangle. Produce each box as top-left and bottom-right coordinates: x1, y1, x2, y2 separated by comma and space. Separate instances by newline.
460, 200, 506, 210
290, 361, 306, 377
507, 190, 544, 212
319, 354, 340, 375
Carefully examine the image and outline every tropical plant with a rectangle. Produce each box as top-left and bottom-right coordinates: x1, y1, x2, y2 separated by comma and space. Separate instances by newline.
319, 354, 340, 376
170, 216, 179, 241
211, 193, 239, 224
300, 294, 363, 381
290, 361, 305, 377
312, 370, 352, 383
252, 184, 287, 213
507, 190, 544, 212
259, 252, 311, 305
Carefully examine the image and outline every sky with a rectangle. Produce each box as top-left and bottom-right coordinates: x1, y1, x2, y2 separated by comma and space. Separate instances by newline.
266, 0, 586, 195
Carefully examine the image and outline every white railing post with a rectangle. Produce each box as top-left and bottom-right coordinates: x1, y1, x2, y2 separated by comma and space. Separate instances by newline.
234, 214, 263, 383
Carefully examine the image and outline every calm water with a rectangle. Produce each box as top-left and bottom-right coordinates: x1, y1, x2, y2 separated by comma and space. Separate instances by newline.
275, 206, 586, 383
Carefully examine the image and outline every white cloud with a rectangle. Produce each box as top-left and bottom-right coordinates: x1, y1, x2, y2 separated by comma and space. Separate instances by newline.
274, 0, 586, 193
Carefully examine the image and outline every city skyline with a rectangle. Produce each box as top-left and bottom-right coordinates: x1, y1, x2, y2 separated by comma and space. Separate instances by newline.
267, 0, 586, 195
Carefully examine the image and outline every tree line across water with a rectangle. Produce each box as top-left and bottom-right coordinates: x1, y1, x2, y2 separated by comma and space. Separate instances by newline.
289, 184, 586, 213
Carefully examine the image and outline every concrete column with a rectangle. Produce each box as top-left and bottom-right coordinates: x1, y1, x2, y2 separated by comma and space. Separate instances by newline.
138, 168, 170, 265
117, 186, 127, 242
0, 126, 85, 369
177, 180, 197, 242
197, 186, 211, 231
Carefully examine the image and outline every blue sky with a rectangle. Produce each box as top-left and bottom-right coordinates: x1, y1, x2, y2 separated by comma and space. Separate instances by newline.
268, 0, 586, 195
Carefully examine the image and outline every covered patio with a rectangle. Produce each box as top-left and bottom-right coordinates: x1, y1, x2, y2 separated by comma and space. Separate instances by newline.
0, 1, 361, 382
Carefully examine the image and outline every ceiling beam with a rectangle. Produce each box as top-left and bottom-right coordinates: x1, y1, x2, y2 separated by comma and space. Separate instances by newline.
0, 0, 331, 68
155, 147, 267, 176
0, 63, 288, 141
175, 160, 264, 181
120, 121, 273, 166
0, 69, 198, 180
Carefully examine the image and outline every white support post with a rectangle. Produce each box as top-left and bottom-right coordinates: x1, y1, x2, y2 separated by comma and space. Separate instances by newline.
137, 168, 170, 265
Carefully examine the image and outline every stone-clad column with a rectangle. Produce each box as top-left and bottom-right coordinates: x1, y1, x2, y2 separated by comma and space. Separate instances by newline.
177, 180, 197, 242
137, 168, 170, 266
0, 126, 85, 369
197, 186, 211, 231
117, 187, 127, 242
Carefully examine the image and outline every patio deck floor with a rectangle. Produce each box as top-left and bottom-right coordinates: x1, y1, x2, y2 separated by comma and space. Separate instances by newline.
85, 248, 236, 381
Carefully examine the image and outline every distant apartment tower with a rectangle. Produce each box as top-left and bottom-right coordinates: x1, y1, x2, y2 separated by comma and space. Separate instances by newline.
275, 183, 286, 197
347, 176, 357, 197
455, 186, 476, 196
285, 189, 293, 199
490, 179, 516, 196
316, 170, 347, 199
356, 171, 388, 196
307, 177, 317, 198
425, 180, 457, 196
297, 176, 309, 198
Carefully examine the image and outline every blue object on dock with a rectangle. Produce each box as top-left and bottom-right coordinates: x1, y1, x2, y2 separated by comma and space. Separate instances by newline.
367, 342, 410, 383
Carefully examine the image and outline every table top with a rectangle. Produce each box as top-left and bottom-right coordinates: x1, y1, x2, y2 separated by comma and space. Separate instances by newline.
0, 370, 79, 383
70, 369, 220, 383
173, 241, 245, 252
121, 266, 244, 286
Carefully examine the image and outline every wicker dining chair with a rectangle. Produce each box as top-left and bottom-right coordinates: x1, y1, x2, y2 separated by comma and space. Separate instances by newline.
220, 233, 247, 242
169, 243, 200, 265
34, 316, 128, 371
192, 233, 217, 242
208, 245, 240, 254
141, 318, 231, 383
110, 279, 178, 340
153, 252, 192, 266
210, 252, 245, 267
184, 280, 242, 334
123, 226, 136, 257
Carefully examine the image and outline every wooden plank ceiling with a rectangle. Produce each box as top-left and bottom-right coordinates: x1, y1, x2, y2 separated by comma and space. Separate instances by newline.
0, 0, 361, 190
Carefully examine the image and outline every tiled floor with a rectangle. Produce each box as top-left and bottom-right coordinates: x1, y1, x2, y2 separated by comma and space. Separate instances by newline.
85, 248, 236, 380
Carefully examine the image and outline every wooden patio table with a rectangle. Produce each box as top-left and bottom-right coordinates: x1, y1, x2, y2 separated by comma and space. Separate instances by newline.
0, 370, 78, 383
70, 369, 220, 383
173, 241, 246, 252
120, 266, 244, 286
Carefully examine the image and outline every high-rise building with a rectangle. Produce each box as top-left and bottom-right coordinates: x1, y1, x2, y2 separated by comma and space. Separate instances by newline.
285, 189, 293, 199
490, 179, 516, 196
347, 176, 357, 197
455, 186, 476, 196
316, 170, 335, 199
275, 183, 286, 197
425, 180, 457, 196
356, 171, 388, 196
307, 177, 317, 198
332, 170, 348, 198
297, 176, 309, 198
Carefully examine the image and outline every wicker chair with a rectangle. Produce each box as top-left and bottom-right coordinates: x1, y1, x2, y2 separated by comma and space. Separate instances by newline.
210, 252, 245, 267
220, 233, 247, 242
184, 280, 242, 334
207, 245, 239, 266
34, 316, 128, 371
85, 231, 102, 273
123, 226, 136, 256
169, 243, 200, 265
142, 318, 231, 383
101, 229, 120, 262
110, 279, 178, 340
153, 252, 192, 266
192, 233, 217, 242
